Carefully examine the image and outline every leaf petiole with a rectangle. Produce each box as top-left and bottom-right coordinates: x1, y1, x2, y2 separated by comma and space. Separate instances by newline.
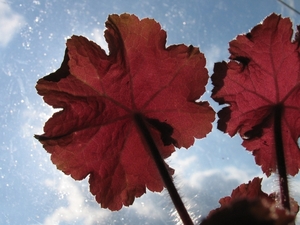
274, 104, 290, 210
133, 113, 194, 225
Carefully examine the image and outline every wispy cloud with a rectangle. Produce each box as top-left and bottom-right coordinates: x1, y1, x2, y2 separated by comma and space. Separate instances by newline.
90, 28, 109, 54
41, 174, 176, 225
0, 1, 25, 47
42, 176, 110, 225
166, 148, 267, 222
40, 149, 267, 225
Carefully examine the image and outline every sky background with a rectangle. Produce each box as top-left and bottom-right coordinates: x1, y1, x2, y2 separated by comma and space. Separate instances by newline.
1, 0, 300, 224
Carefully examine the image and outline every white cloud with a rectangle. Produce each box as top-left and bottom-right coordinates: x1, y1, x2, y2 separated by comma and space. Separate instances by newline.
203, 44, 223, 73
131, 191, 175, 223
168, 147, 256, 188
0, 1, 25, 47
42, 176, 110, 225
169, 147, 263, 191
39, 149, 267, 225
131, 195, 164, 218
41, 174, 176, 225
90, 28, 109, 54
164, 149, 262, 221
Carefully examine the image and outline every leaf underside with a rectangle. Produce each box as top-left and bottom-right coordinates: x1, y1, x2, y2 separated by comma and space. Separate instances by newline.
35, 13, 214, 210
212, 13, 300, 176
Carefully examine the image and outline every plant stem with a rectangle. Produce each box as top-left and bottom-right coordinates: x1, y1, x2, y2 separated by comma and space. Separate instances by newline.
274, 104, 290, 210
134, 113, 194, 225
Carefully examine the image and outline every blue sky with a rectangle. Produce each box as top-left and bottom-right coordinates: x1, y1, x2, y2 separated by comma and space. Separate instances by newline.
1, 0, 300, 224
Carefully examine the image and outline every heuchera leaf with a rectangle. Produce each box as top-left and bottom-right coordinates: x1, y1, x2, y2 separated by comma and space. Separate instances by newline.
35, 14, 214, 210
211, 13, 300, 176
203, 178, 297, 225
217, 177, 272, 207
201, 199, 295, 225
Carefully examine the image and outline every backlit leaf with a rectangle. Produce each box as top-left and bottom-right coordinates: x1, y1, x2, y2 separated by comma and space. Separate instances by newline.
212, 13, 300, 176
35, 13, 214, 210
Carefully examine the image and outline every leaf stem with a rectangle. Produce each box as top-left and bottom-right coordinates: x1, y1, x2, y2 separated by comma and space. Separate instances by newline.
274, 104, 290, 210
134, 113, 194, 225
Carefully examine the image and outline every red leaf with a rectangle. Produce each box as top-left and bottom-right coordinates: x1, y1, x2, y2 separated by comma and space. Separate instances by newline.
206, 177, 298, 224
202, 199, 295, 225
211, 13, 300, 176
35, 14, 214, 210
218, 177, 273, 208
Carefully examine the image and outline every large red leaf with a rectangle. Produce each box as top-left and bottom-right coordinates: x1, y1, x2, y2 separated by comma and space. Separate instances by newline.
35, 14, 214, 210
211, 13, 300, 176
